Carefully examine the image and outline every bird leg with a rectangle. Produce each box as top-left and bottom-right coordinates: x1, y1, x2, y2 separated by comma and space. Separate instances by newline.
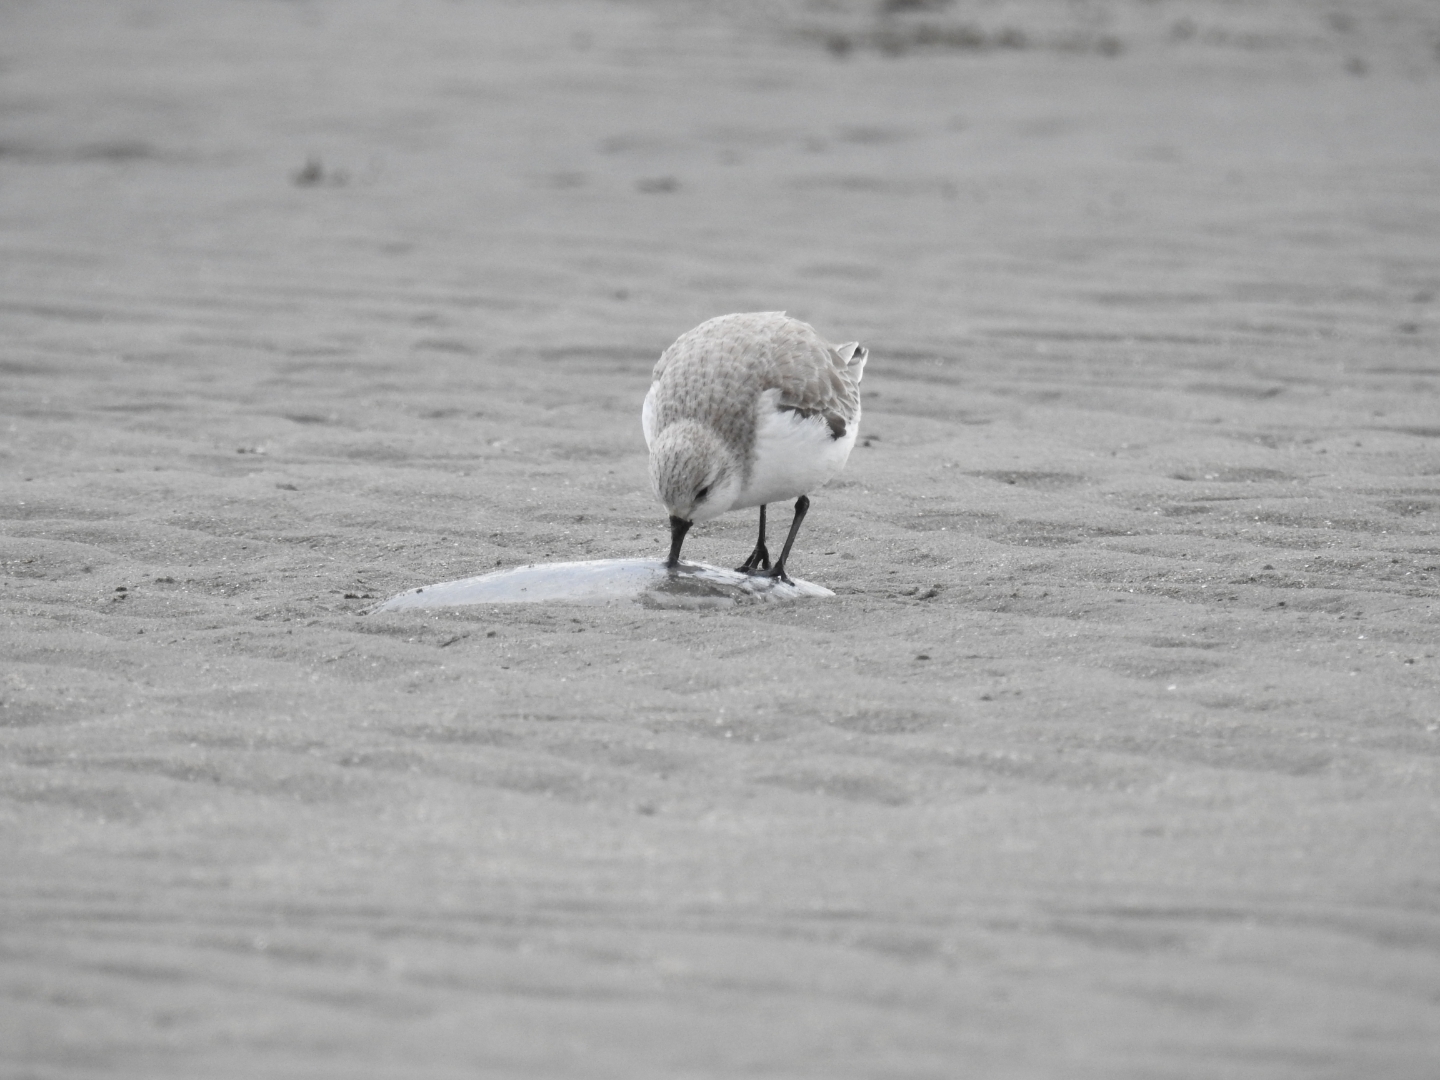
736, 504, 771, 573
666, 515, 691, 569
764, 495, 809, 585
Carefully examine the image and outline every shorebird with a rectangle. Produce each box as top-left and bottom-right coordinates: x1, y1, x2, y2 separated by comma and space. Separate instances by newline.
642, 312, 867, 583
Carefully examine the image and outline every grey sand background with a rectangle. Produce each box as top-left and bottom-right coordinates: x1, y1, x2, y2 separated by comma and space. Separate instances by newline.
3, 1, 1440, 1076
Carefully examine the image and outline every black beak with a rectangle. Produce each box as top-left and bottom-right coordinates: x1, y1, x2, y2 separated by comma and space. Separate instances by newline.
666, 515, 691, 569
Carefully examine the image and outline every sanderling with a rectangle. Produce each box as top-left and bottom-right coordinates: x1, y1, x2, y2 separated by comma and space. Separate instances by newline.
642, 312, 868, 583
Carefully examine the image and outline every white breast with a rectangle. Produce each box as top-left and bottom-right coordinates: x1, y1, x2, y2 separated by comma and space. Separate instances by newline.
730, 388, 858, 511
641, 382, 659, 450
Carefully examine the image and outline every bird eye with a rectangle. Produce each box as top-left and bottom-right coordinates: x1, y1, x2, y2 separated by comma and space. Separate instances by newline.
696, 485, 710, 500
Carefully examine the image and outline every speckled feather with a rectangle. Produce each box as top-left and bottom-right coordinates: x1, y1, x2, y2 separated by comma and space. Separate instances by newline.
646, 312, 863, 485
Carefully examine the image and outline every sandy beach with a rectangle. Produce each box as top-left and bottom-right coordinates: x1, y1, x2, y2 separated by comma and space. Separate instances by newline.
3, 1, 1439, 1076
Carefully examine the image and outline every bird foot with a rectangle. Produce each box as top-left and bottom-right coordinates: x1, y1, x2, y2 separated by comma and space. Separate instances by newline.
762, 565, 794, 586
736, 545, 771, 574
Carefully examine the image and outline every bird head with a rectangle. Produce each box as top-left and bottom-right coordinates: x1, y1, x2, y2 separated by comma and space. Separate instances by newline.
648, 420, 742, 525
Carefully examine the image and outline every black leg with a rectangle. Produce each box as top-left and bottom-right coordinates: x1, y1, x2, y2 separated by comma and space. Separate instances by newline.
765, 495, 809, 585
736, 504, 771, 573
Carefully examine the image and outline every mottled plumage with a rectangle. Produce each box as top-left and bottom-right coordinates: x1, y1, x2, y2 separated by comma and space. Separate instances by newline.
642, 312, 868, 581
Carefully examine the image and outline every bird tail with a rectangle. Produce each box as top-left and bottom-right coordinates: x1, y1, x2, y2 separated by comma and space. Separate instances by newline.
835, 342, 868, 383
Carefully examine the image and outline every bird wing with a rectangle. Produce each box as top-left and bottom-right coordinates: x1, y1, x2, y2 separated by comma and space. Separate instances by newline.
646, 312, 866, 441
765, 324, 864, 438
